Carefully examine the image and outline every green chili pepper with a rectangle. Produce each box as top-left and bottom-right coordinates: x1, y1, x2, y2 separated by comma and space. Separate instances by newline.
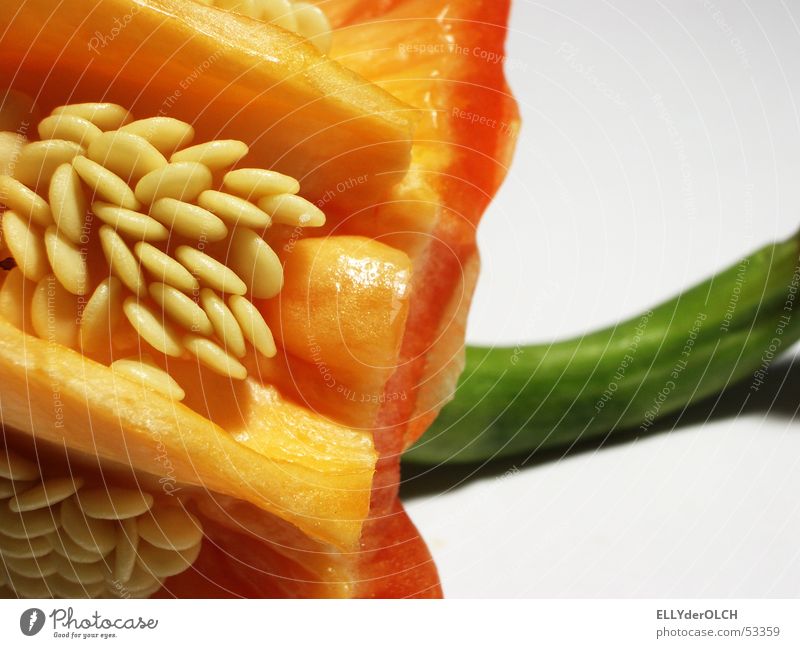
406, 231, 800, 464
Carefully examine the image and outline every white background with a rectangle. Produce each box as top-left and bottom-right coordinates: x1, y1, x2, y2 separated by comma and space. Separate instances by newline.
404, 0, 800, 597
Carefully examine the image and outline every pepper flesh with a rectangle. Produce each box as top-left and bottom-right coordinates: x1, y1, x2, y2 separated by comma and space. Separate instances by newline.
165, 0, 520, 597
0, 0, 414, 213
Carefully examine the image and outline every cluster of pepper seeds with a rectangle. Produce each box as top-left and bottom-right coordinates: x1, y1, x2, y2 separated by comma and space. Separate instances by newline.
0, 448, 203, 599
0, 102, 326, 398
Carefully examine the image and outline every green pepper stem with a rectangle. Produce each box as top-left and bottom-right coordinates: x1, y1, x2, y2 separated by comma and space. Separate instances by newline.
406, 230, 800, 464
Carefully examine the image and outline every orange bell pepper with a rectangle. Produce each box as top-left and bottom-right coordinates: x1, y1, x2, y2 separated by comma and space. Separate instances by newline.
0, 0, 518, 598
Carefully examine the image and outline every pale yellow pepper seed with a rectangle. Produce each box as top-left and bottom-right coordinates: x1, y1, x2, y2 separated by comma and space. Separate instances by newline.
87, 131, 168, 183
175, 245, 247, 295
292, 2, 333, 53
59, 497, 116, 554
0, 477, 21, 499
43, 226, 90, 295
0, 448, 40, 481
223, 167, 300, 198
197, 189, 271, 228
114, 518, 139, 583
0, 533, 51, 559
199, 288, 247, 358
49, 531, 111, 562
9, 477, 84, 513
0, 504, 60, 539
229, 294, 277, 358
49, 163, 88, 244
137, 507, 203, 551
98, 225, 147, 297
134, 161, 212, 204
183, 334, 248, 380
119, 117, 195, 154
79, 277, 124, 350
37, 114, 103, 147
51, 103, 132, 130
0, 174, 53, 227
92, 202, 170, 242
149, 282, 214, 337
5, 554, 58, 578
257, 0, 298, 31
13, 139, 85, 189
134, 242, 200, 293
257, 192, 325, 227
111, 356, 187, 401
2, 210, 49, 282
75, 487, 155, 521
122, 297, 184, 357
228, 226, 284, 299
149, 197, 228, 242
52, 553, 107, 584
72, 155, 141, 211
170, 139, 248, 170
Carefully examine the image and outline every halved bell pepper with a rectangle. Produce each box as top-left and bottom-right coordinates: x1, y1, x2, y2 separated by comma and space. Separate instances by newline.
0, 0, 518, 598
